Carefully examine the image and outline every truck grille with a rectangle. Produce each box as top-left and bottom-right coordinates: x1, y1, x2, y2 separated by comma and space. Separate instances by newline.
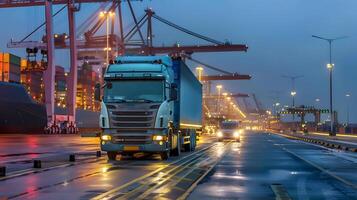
112, 135, 151, 144
112, 122, 152, 128
106, 104, 159, 129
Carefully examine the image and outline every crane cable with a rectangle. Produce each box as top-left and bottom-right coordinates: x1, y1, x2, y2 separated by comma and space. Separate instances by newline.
19, 5, 67, 43
152, 14, 223, 45
185, 55, 233, 75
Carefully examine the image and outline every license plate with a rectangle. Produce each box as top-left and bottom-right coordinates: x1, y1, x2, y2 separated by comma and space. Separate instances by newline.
124, 146, 139, 151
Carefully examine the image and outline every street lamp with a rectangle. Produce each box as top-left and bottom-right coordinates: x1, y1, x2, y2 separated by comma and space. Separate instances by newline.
282, 75, 303, 108
195, 66, 203, 82
99, 11, 115, 69
290, 91, 297, 107
315, 98, 320, 108
216, 85, 223, 113
312, 35, 347, 136
346, 93, 351, 127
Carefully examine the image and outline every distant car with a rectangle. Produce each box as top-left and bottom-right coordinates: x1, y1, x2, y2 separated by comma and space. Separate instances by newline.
216, 120, 242, 142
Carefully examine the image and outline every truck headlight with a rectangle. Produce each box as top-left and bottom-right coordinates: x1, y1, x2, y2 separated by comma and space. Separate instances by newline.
233, 131, 240, 138
101, 135, 112, 141
217, 131, 223, 137
234, 130, 243, 138
153, 135, 166, 141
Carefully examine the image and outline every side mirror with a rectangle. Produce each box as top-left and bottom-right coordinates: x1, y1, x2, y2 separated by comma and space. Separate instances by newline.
94, 83, 101, 101
169, 83, 178, 101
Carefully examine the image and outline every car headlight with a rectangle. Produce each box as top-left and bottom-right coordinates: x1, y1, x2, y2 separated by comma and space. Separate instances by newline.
217, 131, 223, 137
101, 135, 112, 141
153, 135, 166, 141
233, 131, 240, 138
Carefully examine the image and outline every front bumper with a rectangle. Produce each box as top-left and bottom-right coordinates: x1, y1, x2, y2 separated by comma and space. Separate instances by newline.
218, 133, 240, 140
101, 141, 169, 153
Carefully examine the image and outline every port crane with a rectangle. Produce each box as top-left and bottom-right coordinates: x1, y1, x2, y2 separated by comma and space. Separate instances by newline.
1, 0, 249, 134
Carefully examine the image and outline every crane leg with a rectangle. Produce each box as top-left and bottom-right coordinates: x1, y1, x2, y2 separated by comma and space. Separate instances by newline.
43, 0, 56, 133
66, 0, 78, 134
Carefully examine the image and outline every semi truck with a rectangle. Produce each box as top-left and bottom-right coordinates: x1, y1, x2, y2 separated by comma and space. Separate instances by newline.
95, 55, 202, 160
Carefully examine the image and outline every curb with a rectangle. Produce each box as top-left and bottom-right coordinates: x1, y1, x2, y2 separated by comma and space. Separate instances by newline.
272, 132, 357, 153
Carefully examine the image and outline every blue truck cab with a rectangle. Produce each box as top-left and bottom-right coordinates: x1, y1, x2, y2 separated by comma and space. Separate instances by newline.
95, 55, 202, 160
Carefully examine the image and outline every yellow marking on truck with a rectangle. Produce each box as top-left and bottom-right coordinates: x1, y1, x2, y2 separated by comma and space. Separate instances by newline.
180, 123, 202, 128
124, 146, 139, 151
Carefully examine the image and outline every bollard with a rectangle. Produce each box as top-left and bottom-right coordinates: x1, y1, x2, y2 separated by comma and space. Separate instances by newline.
69, 154, 76, 162
0, 166, 6, 177
33, 160, 42, 168
96, 151, 102, 157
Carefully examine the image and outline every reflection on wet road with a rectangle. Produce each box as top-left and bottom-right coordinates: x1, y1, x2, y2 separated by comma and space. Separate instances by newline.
189, 132, 357, 200
1, 133, 357, 199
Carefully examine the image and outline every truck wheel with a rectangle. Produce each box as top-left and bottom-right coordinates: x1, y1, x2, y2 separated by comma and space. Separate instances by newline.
160, 151, 169, 160
184, 143, 191, 152
191, 141, 196, 151
107, 152, 117, 161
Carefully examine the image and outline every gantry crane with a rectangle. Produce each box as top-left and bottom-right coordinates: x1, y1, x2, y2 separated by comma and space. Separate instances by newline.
1, 0, 249, 133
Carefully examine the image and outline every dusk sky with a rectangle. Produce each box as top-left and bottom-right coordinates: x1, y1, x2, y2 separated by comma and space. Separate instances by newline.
0, 0, 356, 123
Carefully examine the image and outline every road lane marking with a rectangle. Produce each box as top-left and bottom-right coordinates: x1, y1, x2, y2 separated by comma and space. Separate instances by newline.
267, 134, 357, 191
116, 144, 223, 200
281, 147, 357, 190
177, 142, 233, 200
270, 184, 292, 200
91, 143, 218, 200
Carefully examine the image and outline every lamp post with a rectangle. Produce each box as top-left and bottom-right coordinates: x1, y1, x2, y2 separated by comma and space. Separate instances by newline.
346, 94, 350, 127
99, 11, 115, 68
290, 91, 297, 107
312, 35, 347, 136
195, 66, 203, 82
282, 75, 303, 111
315, 98, 320, 108
216, 85, 222, 114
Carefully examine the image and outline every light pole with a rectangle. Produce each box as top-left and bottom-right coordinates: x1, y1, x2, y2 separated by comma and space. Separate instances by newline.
195, 66, 204, 82
312, 35, 347, 136
99, 11, 115, 68
346, 94, 350, 127
290, 91, 297, 107
274, 102, 280, 116
315, 98, 320, 108
216, 85, 222, 114
282, 75, 303, 109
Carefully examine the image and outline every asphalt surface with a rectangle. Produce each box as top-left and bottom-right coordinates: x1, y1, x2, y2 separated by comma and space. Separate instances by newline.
1, 133, 357, 199
0, 134, 216, 199
189, 132, 357, 200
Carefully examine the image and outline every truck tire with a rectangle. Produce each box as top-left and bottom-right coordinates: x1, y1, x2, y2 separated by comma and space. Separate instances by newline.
107, 152, 117, 161
191, 132, 196, 151
171, 135, 181, 156
191, 140, 196, 151
184, 143, 191, 152
160, 151, 169, 160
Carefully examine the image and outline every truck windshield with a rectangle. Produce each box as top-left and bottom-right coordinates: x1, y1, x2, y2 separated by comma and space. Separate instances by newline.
103, 80, 164, 103
221, 122, 239, 129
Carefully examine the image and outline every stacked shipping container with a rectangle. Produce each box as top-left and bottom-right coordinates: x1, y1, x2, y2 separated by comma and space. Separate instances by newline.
1, 52, 99, 112
76, 62, 99, 111
0, 53, 21, 83
20, 59, 45, 103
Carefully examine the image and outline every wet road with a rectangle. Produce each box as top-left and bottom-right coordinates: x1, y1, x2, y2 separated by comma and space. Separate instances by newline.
1, 133, 357, 199
189, 132, 357, 200
0, 134, 217, 199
